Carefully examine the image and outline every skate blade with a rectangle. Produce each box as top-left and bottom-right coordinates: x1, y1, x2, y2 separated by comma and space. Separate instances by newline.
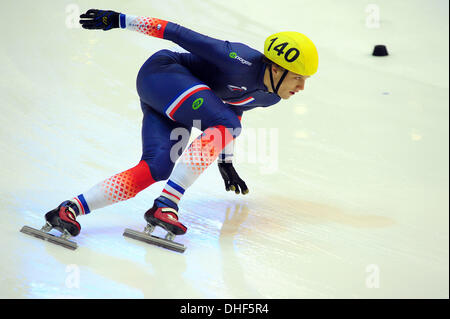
123, 228, 186, 253
20, 226, 78, 250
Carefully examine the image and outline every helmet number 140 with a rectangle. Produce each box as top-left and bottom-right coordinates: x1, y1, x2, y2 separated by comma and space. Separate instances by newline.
267, 37, 300, 63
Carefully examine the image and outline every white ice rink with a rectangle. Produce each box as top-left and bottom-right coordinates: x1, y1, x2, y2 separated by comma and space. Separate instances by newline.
1, 0, 448, 298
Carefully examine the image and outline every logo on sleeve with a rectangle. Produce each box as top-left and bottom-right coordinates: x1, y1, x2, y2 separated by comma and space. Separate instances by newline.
229, 52, 252, 66
227, 85, 247, 92
192, 98, 204, 110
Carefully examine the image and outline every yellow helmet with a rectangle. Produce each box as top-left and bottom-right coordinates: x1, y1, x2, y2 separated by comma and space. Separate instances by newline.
264, 31, 318, 76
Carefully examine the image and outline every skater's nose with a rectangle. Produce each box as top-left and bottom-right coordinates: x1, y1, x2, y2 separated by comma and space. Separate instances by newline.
297, 78, 306, 91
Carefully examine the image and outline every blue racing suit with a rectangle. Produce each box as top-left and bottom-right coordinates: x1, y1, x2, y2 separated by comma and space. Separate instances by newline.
124, 16, 281, 180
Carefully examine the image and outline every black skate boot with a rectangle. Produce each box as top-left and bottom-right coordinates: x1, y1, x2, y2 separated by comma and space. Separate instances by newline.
123, 196, 187, 253
144, 196, 187, 236
20, 200, 81, 250
44, 200, 81, 237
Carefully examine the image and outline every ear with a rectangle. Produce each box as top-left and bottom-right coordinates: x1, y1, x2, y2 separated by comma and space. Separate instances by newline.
271, 64, 279, 74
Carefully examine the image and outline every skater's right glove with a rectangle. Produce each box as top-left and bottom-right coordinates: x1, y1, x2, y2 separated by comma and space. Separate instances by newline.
79, 9, 121, 31
218, 162, 249, 195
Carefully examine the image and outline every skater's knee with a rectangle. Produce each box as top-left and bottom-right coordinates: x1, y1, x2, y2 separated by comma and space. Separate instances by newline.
212, 116, 242, 139
205, 111, 241, 138
227, 117, 242, 138
127, 160, 156, 190
152, 165, 173, 181
142, 158, 174, 182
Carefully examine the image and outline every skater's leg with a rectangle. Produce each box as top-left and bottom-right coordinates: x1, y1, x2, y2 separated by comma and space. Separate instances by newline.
140, 101, 192, 182
149, 85, 242, 207
145, 105, 241, 236
40, 50, 198, 238
71, 102, 189, 215
136, 51, 243, 209
73, 160, 155, 214
160, 113, 243, 206
159, 123, 239, 204
133, 52, 242, 234
41, 160, 155, 236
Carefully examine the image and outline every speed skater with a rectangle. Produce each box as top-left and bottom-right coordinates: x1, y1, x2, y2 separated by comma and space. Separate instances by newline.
38, 8, 319, 245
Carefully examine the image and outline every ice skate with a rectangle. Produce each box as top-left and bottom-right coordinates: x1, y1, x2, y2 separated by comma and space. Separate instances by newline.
20, 201, 81, 250
123, 197, 187, 253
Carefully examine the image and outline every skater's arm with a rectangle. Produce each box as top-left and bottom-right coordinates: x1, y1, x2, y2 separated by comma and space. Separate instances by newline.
218, 111, 242, 163
217, 112, 248, 195
120, 14, 168, 39
218, 140, 235, 164
122, 14, 243, 70
79, 9, 249, 70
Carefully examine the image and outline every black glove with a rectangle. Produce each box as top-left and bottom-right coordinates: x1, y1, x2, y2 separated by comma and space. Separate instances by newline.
79, 9, 120, 31
218, 162, 249, 195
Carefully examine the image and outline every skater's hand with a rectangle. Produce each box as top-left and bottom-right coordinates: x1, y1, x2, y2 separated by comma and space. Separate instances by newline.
79, 9, 121, 31
218, 162, 249, 195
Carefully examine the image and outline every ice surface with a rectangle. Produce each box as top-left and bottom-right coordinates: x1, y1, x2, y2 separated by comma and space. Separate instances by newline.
0, 0, 448, 298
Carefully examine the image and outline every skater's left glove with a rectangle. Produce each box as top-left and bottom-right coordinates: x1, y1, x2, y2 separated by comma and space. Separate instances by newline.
218, 162, 249, 195
79, 9, 121, 30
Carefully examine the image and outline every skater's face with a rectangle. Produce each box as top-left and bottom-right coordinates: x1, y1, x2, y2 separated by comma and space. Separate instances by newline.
265, 65, 310, 99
